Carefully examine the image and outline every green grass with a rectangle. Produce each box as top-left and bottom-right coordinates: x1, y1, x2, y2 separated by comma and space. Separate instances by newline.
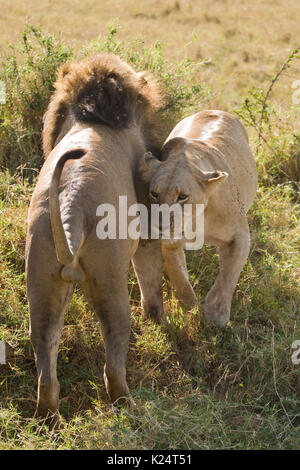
0, 26, 299, 449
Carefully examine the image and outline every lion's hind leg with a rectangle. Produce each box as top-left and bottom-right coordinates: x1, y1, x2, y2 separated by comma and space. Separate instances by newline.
80, 245, 132, 406
27, 237, 73, 426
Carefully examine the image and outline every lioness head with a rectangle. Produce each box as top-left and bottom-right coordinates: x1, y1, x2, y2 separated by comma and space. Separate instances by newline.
141, 136, 228, 208
141, 137, 228, 244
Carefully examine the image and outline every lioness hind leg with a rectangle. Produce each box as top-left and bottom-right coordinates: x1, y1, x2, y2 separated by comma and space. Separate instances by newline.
132, 239, 164, 323
204, 224, 250, 328
162, 241, 197, 308
28, 275, 73, 425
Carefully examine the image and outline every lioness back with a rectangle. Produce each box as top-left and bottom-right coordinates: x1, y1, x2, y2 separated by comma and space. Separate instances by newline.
166, 110, 257, 213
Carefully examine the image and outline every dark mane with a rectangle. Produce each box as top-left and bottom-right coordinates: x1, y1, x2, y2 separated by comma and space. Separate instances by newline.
43, 53, 164, 157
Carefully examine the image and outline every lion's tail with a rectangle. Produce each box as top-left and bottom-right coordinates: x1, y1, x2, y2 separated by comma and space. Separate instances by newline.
49, 148, 87, 283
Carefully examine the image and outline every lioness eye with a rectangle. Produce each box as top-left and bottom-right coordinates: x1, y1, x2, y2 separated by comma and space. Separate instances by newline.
150, 190, 159, 200
177, 194, 189, 203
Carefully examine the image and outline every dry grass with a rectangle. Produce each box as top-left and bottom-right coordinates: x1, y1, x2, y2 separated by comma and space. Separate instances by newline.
1, 0, 300, 112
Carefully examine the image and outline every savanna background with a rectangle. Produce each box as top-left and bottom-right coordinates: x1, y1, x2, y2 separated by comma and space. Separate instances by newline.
0, 0, 299, 450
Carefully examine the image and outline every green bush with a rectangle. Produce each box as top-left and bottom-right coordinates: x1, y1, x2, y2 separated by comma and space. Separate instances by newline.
235, 48, 300, 197
0, 25, 73, 172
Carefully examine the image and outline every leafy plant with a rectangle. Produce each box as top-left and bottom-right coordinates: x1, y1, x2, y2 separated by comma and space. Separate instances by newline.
0, 25, 73, 172
235, 48, 300, 194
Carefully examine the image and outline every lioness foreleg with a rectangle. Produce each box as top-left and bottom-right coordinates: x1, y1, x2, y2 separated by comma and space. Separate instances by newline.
162, 241, 197, 308
204, 224, 250, 328
132, 239, 164, 323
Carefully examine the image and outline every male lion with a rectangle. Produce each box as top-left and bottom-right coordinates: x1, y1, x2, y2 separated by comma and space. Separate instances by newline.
142, 110, 257, 328
26, 53, 164, 425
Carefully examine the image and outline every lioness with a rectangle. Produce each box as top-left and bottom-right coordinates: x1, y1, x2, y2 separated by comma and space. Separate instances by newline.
26, 54, 164, 424
142, 110, 257, 328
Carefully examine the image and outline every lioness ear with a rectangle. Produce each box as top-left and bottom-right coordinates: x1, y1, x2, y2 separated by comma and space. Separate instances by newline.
195, 168, 228, 195
140, 152, 162, 182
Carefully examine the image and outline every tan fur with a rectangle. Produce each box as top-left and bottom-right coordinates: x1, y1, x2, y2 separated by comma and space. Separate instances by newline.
142, 110, 257, 328
26, 53, 164, 425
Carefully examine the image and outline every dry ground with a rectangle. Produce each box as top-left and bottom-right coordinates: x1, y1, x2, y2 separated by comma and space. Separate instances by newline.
1, 0, 300, 110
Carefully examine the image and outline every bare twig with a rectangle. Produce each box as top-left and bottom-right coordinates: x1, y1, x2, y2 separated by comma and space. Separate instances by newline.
270, 321, 294, 428
256, 47, 300, 152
